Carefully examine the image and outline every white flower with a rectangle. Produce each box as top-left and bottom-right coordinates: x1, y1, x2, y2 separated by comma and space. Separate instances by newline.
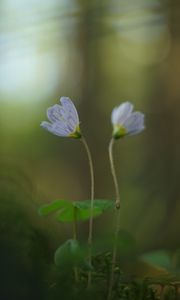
41, 97, 81, 138
111, 102, 145, 139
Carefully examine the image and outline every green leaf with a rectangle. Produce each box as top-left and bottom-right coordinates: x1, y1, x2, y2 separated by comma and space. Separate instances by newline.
54, 239, 82, 268
56, 207, 74, 222
141, 250, 172, 271
74, 199, 114, 211
39, 199, 114, 223
38, 199, 71, 216
93, 199, 114, 210
76, 206, 101, 221
57, 199, 114, 222
56, 205, 101, 222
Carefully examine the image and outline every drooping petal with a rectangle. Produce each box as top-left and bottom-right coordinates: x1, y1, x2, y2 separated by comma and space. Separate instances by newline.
60, 97, 79, 126
47, 102, 78, 132
51, 122, 72, 136
47, 104, 64, 123
41, 121, 70, 137
123, 112, 145, 135
40, 121, 53, 132
41, 97, 81, 139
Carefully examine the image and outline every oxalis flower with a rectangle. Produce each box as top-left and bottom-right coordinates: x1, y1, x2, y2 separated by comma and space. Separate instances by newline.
41, 97, 81, 138
41, 96, 95, 287
111, 101, 145, 139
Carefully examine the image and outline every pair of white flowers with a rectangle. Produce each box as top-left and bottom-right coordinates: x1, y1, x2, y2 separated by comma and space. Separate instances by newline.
41, 97, 145, 139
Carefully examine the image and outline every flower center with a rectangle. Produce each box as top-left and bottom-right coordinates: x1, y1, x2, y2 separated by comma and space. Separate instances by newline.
113, 124, 127, 139
69, 125, 82, 139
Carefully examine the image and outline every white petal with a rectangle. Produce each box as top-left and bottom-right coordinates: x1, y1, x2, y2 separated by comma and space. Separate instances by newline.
59, 106, 67, 120
67, 117, 77, 131
51, 122, 71, 136
128, 125, 145, 136
47, 104, 64, 123
59, 107, 77, 131
60, 97, 79, 125
111, 102, 134, 125
41, 121, 70, 137
41, 121, 53, 131
111, 107, 119, 124
123, 112, 145, 135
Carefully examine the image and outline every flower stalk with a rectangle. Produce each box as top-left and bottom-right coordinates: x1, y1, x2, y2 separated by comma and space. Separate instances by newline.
41, 97, 95, 288
107, 101, 145, 300
107, 138, 121, 300
109, 138, 120, 209
81, 136, 95, 288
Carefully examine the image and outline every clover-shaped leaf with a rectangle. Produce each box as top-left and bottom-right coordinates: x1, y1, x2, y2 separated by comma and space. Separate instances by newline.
56, 204, 101, 222
38, 199, 71, 216
38, 199, 114, 223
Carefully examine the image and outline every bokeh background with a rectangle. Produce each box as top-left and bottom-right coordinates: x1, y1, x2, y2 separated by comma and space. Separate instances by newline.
0, 0, 180, 298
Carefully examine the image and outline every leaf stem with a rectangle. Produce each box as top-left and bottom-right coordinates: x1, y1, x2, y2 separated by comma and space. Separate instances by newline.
107, 138, 121, 300
81, 136, 95, 289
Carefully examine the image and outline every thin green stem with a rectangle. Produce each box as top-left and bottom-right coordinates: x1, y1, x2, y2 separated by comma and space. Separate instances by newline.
108, 138, 120, 209
81, 136, 95, 288
107, 138, 121, 300
73, 207, 78, 282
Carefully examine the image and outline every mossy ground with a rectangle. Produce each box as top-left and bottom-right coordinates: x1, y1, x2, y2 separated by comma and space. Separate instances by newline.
47, 252, 180, 300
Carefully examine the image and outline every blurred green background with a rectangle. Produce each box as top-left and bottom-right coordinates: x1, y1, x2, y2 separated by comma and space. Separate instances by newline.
0, 0, 180, 298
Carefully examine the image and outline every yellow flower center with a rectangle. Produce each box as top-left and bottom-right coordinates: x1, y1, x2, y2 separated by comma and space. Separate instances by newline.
69, 125, 82, 139
113, 124, 127, 139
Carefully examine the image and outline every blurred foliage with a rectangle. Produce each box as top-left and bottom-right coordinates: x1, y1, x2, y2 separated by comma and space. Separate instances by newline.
141, 249, 180, 276
0, 172, 49, 299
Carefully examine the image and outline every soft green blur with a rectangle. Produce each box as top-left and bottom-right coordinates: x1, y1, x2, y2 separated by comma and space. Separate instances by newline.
0, 0, 180, 295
